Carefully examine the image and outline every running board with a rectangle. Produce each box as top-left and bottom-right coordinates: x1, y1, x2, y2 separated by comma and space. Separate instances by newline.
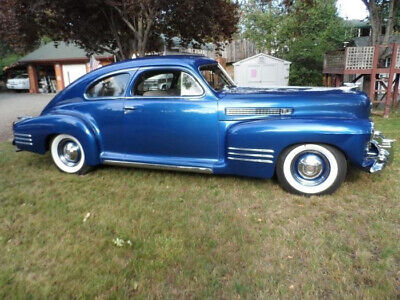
103, 160, 213, 174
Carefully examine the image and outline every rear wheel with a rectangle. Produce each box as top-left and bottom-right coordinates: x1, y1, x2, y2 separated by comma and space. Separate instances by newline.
50, 134, 92, 174
276, 143, 347, 195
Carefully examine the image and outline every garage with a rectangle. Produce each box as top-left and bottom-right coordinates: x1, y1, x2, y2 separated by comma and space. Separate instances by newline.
233, 53, 291, 87
6, 42, 114, 93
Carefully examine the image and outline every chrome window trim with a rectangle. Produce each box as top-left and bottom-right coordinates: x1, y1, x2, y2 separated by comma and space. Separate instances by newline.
127, 66, 206, 100
228, 147, 275, 153
103, 159, 213, 174
83, 68, 138, 101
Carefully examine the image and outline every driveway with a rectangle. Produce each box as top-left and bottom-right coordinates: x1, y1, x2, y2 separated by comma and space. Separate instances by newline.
0, 92, 54, 142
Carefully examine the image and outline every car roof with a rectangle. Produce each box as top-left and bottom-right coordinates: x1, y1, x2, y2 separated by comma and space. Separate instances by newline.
91, 55, 217, 76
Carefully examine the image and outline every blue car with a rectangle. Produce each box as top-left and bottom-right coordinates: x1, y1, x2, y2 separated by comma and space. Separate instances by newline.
12, 55, 394, 195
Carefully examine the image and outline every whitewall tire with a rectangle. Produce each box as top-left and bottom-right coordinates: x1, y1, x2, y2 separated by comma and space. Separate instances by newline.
276, 144, 347, 195
50, 134, 91, 174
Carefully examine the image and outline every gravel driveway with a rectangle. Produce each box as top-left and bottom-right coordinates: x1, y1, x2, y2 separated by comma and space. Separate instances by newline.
0, 92, 54, 142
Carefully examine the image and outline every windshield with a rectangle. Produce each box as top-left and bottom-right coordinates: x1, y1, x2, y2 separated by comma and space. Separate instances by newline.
199, 64, 235, 92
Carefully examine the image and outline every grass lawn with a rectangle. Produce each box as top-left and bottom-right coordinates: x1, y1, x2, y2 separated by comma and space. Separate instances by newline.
0, 113, 399, 298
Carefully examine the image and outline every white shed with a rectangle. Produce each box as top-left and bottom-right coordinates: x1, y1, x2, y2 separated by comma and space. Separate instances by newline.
233, 53, 291, 87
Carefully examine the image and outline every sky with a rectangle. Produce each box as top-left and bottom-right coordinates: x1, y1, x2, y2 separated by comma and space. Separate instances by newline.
336, 0, 369, 20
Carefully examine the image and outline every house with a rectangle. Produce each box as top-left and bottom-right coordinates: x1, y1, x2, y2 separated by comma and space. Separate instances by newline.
7, 42, 114, 93
233, 53, 291, 87
323, 20, 400, 117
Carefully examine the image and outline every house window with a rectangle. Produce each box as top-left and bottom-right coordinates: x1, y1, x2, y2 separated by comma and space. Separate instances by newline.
133, 70, 203, 97
86, 73, 130, 98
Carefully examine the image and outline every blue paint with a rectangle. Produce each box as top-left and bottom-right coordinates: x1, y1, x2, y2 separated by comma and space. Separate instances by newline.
13, 55, 377, 178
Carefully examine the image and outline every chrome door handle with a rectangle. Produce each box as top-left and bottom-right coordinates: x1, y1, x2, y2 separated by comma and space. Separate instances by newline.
124, 106, 136, 112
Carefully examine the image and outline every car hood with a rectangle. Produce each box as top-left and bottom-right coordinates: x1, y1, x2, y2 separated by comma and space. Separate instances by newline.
217, 86, 371, 120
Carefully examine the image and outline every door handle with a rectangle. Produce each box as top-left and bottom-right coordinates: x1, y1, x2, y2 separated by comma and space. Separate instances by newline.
124, 106, 136, 112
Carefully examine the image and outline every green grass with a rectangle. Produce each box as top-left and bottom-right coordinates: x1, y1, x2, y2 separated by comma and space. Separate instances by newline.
1, 113, 400, 298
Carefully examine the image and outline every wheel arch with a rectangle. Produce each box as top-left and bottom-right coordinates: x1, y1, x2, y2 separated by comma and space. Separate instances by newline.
276, 142, 349, 167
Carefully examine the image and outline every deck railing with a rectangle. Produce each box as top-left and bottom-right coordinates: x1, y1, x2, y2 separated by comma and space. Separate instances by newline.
324, 45, 400, 72
345, 46, 375, 70
324, 51, 345, 70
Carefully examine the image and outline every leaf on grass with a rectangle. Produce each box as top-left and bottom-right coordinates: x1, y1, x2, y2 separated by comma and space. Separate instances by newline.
83, 212, 91, 222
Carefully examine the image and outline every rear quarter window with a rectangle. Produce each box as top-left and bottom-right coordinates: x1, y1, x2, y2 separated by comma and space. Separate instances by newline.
86, 73, 130, 98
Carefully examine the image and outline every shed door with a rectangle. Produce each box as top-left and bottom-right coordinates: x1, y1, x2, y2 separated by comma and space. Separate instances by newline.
62, 64, 87, 87
247, 64, 278, 87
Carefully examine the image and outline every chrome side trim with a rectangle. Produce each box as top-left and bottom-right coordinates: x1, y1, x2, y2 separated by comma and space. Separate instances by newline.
103, 160, 213, 174
14, 137, 32, 142
14, 133, 32, 138
227, 151, 274, 158
14, 141, 33, 146
225, 107, 293, 116
227, 157, 273, 164
228, 147, 274, 153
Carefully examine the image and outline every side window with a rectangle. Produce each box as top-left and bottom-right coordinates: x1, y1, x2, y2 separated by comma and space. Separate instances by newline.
86, 73, 130, 98
133, 70, 203, 97
181, 72, 203, 96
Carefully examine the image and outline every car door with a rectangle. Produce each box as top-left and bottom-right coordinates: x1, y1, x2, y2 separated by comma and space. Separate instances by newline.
122, 67, 219, 167
80, 71, 134, 159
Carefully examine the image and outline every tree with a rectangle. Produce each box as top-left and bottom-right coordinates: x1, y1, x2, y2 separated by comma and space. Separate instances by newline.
243, 0, 350, 86
0, 0, 40, 54
0, 0, 239, 60
362, 0, 400, 45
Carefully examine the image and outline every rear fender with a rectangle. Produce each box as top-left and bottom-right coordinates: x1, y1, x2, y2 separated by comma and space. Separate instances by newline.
13, 114, 100, 166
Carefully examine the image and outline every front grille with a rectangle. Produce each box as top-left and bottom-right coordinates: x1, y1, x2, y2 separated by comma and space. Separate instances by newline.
225, 107, 293, 116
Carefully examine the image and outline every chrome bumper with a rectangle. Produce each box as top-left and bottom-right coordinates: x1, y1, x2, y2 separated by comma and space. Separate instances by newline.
368, 131, 395, 173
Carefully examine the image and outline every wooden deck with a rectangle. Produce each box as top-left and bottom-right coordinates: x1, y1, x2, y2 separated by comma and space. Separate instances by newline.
323, 43, 400, 117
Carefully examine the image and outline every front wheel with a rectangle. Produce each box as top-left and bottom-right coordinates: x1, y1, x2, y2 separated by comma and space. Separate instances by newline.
276, 144, 347, 195
50, 134, 92, 174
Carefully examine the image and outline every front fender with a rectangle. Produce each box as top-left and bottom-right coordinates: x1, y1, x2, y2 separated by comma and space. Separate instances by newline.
13, 114, 101, 166
226, 118, 372, 178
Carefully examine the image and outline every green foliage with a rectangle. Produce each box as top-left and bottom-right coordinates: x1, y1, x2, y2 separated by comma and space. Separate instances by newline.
243, 0, 353, 86
0, 42, 21, 79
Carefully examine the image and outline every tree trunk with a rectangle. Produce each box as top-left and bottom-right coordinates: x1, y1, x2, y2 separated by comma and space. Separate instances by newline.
363, 0, 400, 46
383, 0, 400, 45
366, 0, 382, 45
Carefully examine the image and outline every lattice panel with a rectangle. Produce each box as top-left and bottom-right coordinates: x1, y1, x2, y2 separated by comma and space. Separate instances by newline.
396, 47, 400, 68
345, 46, 375, 70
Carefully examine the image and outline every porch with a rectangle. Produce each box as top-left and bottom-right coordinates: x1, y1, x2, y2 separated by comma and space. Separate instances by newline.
323, 43, 400, 117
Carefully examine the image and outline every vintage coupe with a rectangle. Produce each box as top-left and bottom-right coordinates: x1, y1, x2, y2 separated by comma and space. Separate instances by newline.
13, 55, 394, 195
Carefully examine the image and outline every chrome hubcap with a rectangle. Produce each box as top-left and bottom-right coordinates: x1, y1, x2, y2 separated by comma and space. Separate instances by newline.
58, 139, 81, 167
291, 151, 330, 187
297, 154, 323, 179
63, 142, 79, 162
